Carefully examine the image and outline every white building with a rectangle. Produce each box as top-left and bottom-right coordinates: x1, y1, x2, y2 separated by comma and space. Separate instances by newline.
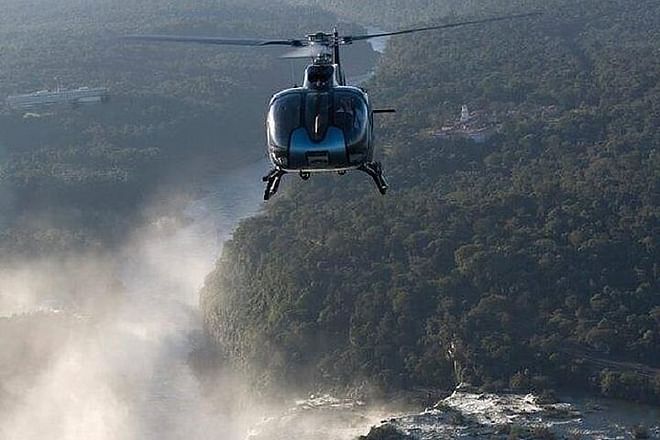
6, 87, 109, 110
460, 104, 471, 123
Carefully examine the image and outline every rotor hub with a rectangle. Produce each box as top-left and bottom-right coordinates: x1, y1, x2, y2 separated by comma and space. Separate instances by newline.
307, 32, 330, 44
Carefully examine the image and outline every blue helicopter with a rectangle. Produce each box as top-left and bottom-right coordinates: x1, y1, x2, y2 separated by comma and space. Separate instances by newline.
125, 13, 539, 200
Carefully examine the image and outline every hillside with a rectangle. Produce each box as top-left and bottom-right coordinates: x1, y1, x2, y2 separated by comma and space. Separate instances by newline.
201, 0, 660, 402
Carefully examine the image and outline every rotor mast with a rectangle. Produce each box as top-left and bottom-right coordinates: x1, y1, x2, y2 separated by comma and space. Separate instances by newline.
332, 28, 345, 85
304, 30, 346, 85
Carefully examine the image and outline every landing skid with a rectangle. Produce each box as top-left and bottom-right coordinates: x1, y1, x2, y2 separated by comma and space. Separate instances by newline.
262, 168, 286, 200
263, 163, 388, 200
359, 161, 388, 195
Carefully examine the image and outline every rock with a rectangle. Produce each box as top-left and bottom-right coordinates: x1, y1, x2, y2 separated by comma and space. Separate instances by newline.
358, 424, 413, 440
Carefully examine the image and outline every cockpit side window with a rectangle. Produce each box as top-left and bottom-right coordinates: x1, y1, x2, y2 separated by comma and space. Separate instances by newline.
268, 94, 301, 148
334, 92, 368, 147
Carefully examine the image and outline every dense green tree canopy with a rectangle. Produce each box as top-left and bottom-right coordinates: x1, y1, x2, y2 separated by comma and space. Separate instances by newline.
201, 0, 660, 402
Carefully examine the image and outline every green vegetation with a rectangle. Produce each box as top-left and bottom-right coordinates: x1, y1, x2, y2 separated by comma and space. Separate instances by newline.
201, 0, 660, 402
278, 0, 538, 27
632, 424, 650, 439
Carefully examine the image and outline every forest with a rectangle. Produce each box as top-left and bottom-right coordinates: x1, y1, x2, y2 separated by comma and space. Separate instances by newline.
201, 0, 660, 403
279, 0, 547, 27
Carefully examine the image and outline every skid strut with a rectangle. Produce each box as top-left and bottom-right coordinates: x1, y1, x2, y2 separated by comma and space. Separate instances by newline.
262, 168, 287, 200
359, 161, 388, 195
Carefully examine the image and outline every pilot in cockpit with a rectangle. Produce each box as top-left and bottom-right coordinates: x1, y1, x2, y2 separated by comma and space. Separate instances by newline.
334, 96, 355, 130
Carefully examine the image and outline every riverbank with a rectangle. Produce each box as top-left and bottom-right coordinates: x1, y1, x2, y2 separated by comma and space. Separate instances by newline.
361, 388, 660, 440
238, 386, 660, 440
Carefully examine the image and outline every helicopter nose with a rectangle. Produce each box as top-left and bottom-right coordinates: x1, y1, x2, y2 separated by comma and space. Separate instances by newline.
288, 127, 346, 169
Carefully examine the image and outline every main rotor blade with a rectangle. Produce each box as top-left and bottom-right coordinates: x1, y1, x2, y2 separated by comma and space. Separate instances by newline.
123, 34, 303, 47
347, 12, 542, 41
281, 45, 331, 59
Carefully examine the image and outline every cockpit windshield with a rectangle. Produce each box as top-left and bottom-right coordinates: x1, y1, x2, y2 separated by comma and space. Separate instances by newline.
267, 93, 301, 148
268, 90, 368, 148
333, 91, 367, 146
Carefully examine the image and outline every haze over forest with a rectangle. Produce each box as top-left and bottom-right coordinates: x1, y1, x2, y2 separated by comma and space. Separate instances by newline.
0, 0, 658, 439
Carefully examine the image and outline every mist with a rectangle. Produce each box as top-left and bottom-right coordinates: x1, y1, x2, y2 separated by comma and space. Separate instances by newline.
0, 161, 267, 440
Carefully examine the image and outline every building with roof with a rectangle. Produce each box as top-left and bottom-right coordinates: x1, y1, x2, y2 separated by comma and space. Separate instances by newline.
433, 105, 500, 143
6, 86, 109, 110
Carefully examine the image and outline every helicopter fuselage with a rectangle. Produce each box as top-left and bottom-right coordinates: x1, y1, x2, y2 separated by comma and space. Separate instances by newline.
266, 63, 374, 174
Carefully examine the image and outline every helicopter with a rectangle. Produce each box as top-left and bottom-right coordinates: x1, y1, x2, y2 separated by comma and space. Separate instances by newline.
125, 12, 540, 200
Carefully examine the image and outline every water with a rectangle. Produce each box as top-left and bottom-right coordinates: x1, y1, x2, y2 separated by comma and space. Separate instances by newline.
365, 26, 390, 54
347, 26, 390, 85
357, 390, 660, 440
246, 395, 383, 440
